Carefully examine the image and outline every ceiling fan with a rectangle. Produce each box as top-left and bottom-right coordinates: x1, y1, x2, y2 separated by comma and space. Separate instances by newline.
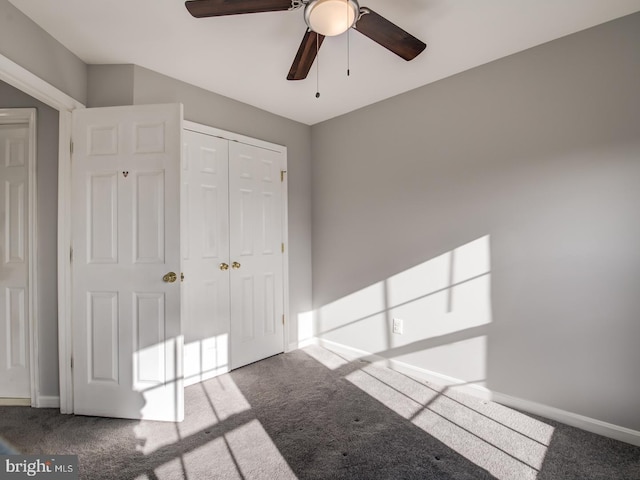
185, 0, 426, 81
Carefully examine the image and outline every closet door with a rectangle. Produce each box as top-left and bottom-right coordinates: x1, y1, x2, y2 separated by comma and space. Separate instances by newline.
182, 129, 285, 375
228, 142, 284, 369
182, 130, 230, 385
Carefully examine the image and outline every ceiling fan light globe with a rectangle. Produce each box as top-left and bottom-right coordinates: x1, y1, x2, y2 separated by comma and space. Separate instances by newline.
304, 0, 359, 37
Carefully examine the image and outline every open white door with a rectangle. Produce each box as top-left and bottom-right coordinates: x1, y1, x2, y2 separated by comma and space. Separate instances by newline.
71, 104, 183, 421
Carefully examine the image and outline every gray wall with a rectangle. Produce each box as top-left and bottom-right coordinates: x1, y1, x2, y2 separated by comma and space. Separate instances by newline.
0, 79, 60, 397
0, 0, 87, 104
87, 64, 314, 349
311, 12, 640, 431
87, 64, 134, 107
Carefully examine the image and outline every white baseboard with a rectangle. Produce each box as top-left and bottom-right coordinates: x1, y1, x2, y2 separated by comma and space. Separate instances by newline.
492, 392, 640, 447
36, 395, 60, 408
314, 338, 492, 400
303, 337, 640, 448
296, 338, 316, 349
0, 396, 60, 408
0, 398, 31, 406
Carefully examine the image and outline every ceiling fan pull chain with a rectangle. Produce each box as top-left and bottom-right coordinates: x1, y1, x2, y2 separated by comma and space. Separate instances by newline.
347, 0, 351, 76
347, 27, 351, 77
316, 31, 321, 98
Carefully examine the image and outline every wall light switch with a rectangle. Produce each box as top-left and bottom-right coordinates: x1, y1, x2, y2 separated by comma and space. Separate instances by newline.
393, 318, 403, 335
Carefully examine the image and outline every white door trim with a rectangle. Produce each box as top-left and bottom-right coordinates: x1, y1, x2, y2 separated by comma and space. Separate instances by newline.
57, 110, 74, 413
183, 120, 291, 353
0, 53, 85, 412
0, 55, 83, 112
0, 108, 37, 405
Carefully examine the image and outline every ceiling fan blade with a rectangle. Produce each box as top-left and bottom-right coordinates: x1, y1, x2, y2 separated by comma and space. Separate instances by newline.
355, 8, 426, 61
287, 29, 325, 81
185, 0, 293, 18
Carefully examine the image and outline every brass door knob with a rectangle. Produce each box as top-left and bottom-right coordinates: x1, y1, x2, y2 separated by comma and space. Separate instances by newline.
163, 272, 177, 283
232, 261, 241, 270
219, 263, 229, 271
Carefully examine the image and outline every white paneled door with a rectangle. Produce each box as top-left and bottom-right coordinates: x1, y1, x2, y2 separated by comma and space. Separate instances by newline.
228, 142, 284, 370
182, 130, 230, 385
182, 129, 285, 375
71, 104, 183, 421
0, 122, 30, 398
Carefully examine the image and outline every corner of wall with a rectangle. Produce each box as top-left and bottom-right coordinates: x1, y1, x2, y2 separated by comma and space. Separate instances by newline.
87, 64, 135, 107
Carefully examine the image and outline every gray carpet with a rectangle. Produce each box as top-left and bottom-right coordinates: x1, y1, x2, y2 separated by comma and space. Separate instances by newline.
1, 345, 639, 479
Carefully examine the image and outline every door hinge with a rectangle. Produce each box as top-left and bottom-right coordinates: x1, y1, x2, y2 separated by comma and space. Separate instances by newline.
70, 356, 74, 370
281, 170, 287, 182
281, 243, 285, 253
282, 314, 285, 325
70, 140, 74, 155
70, 247, 73, 262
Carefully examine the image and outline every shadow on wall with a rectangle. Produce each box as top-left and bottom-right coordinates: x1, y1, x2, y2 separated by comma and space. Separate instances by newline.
301, 235, 493, 391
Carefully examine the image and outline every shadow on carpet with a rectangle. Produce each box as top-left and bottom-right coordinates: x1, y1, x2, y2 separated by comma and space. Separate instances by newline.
1, 345, 639, 479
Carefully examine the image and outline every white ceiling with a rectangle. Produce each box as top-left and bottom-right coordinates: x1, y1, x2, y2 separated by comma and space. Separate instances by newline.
9, 0, 640, 125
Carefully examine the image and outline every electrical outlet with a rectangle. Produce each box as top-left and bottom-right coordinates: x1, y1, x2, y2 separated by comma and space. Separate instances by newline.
392, 318, 403, 335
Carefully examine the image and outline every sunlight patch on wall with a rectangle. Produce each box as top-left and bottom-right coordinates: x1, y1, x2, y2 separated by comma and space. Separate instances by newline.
297, 310, 315, 345
318, 281, 388, 335
313, 236, 493, 384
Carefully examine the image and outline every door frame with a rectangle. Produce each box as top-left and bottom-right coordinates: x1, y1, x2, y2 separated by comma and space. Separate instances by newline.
0, 108, 37, 405
183, 120, 291, 354
0, 54, 83, 410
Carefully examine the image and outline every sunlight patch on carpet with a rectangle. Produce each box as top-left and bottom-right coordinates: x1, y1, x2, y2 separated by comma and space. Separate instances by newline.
345, 363, 555, 480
